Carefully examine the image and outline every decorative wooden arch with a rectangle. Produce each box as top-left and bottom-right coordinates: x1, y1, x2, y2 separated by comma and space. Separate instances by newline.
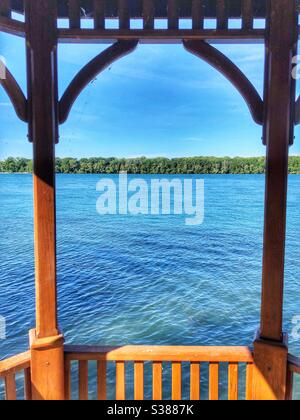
0, 0, 300, 400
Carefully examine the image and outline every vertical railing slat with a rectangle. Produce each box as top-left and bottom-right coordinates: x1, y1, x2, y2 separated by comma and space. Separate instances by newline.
216, 0, 228, 30
152, 362, 162, 400
209, 362, 219, 400
116, 361, 126, 400
5, 373, 17, 400
286, 369, 294, 401
228, 362, 239, 400
192, 0, 204, 30
190, 362, 200, 400
143, 0, 154, 30
246, 363, 253, 400
134, 362, 144, 400
69, 0, 81, 29
78, 360, 89, 400
97, 360, 107, 400
168, 0, 179, 30
93, 0, 105, 29
24, 368, 32, 401
172, 362, 182, 400
64, 360, 71, 400
118, 0, 130, 30
0, 0, 11, 18
242, 0, 253, 30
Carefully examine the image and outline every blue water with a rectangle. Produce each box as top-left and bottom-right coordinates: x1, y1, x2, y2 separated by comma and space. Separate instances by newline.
0, 174, 300, 399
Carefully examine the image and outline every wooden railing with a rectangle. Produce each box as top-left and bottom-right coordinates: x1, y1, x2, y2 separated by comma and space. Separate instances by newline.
64, 345, 254, 400
0, 351, 31, 400
286, 354, 300, 400
1, 0, 270, 42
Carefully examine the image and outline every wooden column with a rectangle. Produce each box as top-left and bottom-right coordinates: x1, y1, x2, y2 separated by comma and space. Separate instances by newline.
253, 0, 298, 400
25, 0, 64, 400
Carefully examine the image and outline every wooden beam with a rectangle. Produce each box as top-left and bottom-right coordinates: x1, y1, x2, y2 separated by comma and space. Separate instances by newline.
25, 0, 64, 400
242, 0, 253, 30
168, 0, 179, 30
68, 0, 81, 29
143, 0, 154, 30
0, 0, 11, 17
93, 0, 105, 30
64, 345, 254, 363
57, 28, 266, 44
216, 0, 228, 30
253, 0, 298, 401
260, 0, 298, 342
118, 0, 130, 30
192, 0, 204, 30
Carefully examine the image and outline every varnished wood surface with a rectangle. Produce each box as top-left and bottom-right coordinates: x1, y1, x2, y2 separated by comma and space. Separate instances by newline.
65, 345, 254, 362
0, 351, 30, 378
260, 0, 298, 341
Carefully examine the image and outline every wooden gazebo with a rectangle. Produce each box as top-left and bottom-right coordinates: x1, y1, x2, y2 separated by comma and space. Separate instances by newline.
1, 0, 300, 400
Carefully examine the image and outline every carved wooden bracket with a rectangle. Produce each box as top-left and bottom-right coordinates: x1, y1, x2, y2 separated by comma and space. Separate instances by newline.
59, 40, 138, 125
183, 40, 264, 126
0, 59, 28, 122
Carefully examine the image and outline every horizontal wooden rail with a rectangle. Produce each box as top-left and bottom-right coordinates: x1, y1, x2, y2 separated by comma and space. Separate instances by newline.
65, 345, 254, 363
0, 351, 30, 377
0, 351, 31, 401
57, 28, 266, 44
64, 345, 254, 400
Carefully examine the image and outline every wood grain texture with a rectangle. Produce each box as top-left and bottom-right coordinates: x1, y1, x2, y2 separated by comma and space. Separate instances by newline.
0, 351, 30, 378
5, 373, 17, 400
260, 0, 298, 341
64, 345, 254, 363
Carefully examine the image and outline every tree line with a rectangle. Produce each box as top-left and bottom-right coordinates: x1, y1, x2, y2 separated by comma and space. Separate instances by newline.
1, 156, 300, 174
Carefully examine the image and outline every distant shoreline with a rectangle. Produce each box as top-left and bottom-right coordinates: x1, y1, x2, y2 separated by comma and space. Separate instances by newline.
1, 156, 300, 175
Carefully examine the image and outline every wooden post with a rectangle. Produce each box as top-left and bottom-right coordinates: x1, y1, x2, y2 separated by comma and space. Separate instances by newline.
25, 0, 64, 400
253, 0, 298, 400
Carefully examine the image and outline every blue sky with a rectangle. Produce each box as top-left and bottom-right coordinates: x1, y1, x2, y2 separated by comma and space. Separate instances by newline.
1, 26, 299, 159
